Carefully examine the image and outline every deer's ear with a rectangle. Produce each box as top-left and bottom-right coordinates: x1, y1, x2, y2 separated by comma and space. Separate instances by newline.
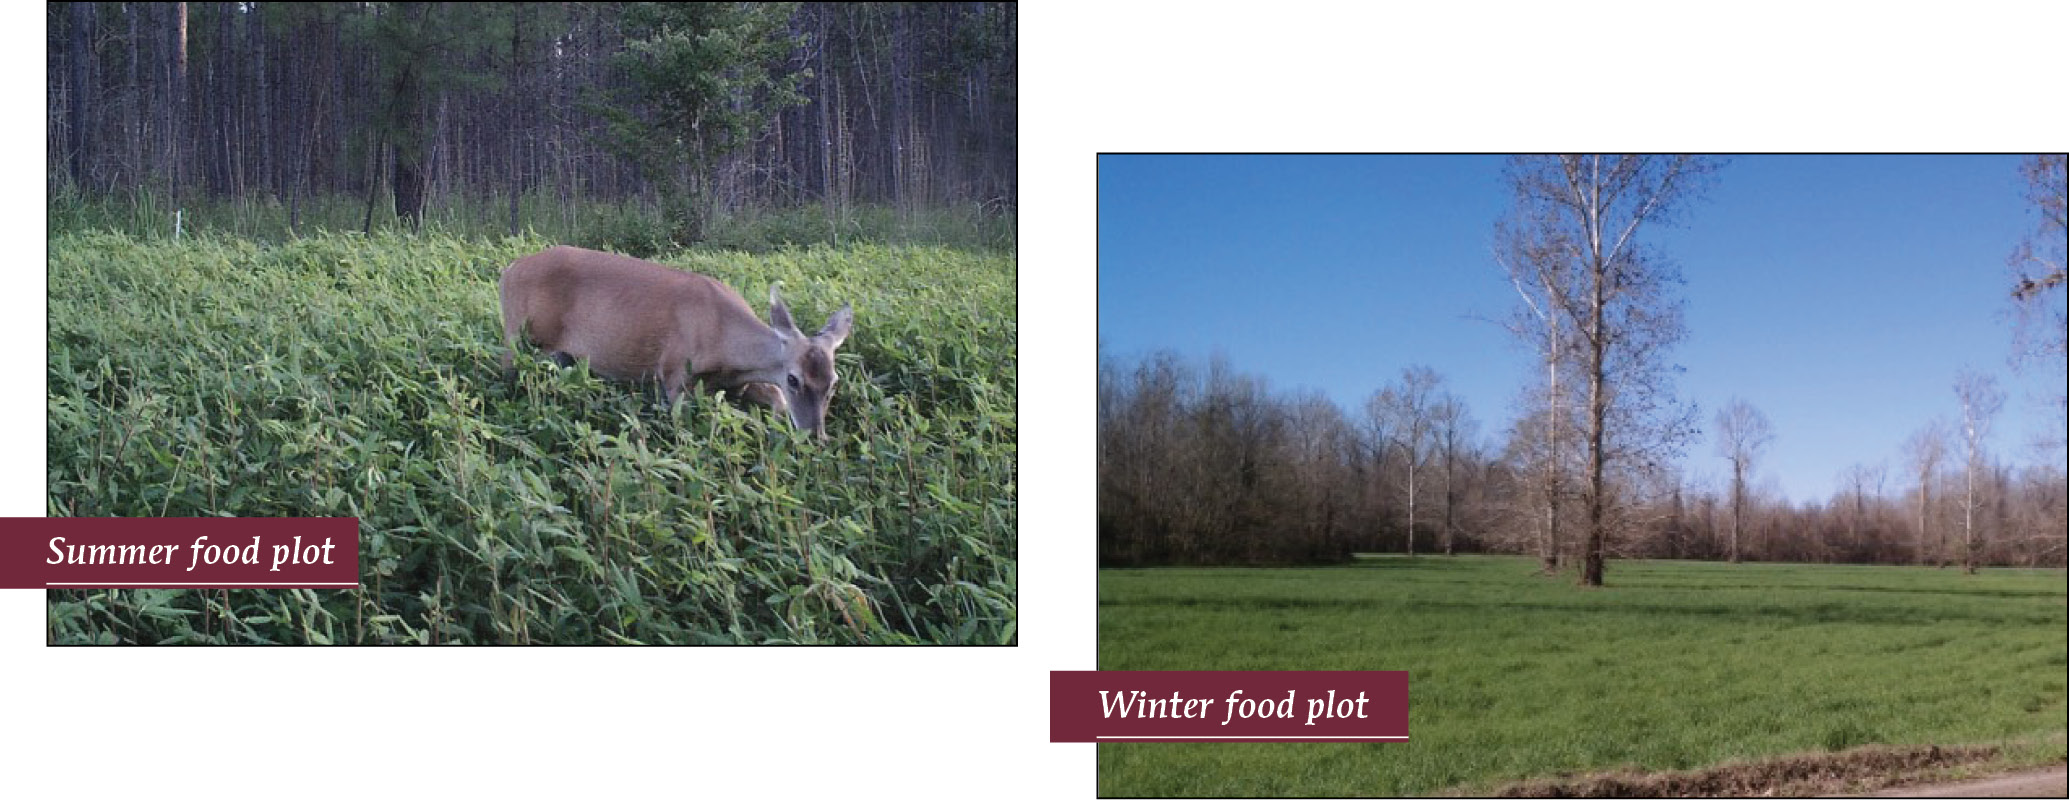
816, 304, 853, 349
768, 286, 800, 334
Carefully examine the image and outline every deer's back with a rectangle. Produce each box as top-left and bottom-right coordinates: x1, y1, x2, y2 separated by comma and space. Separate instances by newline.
500, 246, 722, 381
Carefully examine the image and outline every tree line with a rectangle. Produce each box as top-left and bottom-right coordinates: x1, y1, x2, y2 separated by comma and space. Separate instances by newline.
1097, 352, 1496, 567
1096, 349, 2067, 570
47, 2, 1016, 242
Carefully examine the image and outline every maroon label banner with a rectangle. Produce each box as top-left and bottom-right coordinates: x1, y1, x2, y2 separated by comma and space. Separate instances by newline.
2, 518, 360, 589
1051, 670, 1409, 742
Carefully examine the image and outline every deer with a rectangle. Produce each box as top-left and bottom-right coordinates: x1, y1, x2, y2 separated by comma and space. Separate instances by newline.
497, 245, 854, 438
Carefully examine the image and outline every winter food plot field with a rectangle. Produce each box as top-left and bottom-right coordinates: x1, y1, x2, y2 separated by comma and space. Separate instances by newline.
1098, 556, 2067, 796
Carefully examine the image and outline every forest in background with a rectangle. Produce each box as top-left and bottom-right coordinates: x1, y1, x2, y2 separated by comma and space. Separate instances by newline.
1097, 349, 2067, 569
46, 2, 1016, 250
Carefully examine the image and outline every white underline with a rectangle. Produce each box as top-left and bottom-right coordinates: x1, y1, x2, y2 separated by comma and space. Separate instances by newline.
47, 582, 360, 587
1096, 736, 1407, 740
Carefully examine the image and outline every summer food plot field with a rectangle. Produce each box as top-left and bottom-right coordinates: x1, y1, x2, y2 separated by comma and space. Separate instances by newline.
47, 231, 1016, 645
1098, 556, 2068, 796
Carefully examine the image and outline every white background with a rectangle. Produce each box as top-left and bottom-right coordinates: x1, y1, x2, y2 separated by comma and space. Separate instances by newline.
5, 2, 2066, 801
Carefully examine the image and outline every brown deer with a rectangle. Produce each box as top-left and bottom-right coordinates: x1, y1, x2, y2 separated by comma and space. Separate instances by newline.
498, 246, 854, 438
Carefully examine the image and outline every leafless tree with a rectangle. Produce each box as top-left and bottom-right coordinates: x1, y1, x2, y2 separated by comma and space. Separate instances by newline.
1901, 420, 1949, 566
1714, 398, 1775, 564
1498, 219, 1579, 572
2009, 155, 2067, 382
2006, 465, 2068, 568
1501, 155, 1713, 586
1363, 388, 1399, 549
1954, 370, 2006, 573
1497, 402, 1579, 565
1433, 393, 1477, 556
1096, 351, 1197, 565
2006, 155, 2068, 465
1373, 366, 1443, 556
1285, 390, 1357, 553
1837, 462, 1886, 558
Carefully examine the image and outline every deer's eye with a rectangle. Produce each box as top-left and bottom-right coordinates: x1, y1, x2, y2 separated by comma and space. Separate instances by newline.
787, 374, 802, 391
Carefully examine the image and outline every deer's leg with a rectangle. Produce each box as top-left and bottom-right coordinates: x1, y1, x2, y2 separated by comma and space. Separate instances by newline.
659, 365, 689, 406
501, 319, 523, 385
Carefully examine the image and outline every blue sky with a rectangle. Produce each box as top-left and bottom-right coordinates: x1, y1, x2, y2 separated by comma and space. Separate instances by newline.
1097, 155, 2064, 505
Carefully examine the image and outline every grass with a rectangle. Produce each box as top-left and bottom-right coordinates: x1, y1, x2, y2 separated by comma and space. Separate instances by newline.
1097, 555, 2068, 796
46, 228, 1016, 645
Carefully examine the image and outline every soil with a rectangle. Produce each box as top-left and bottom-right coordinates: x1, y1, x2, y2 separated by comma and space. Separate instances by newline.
1865, 766, 2067, 798
1486, 744, 2068, 798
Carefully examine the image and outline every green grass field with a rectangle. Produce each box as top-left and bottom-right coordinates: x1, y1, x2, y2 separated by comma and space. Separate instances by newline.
47, 230, 1016, 645
1098, 556, 2067, 796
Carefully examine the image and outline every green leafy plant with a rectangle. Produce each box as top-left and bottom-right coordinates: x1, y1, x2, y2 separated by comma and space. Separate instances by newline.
47, 230, 1016, 645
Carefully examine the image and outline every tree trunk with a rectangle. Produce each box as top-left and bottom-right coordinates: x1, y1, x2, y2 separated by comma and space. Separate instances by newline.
1541, 312, 1562, 573
1916, 484, 1931, 566
1442, 458, 1457, 556
391, 67, 425, 232
363, 127, 385, 234
125, 3, 139, 187
1581, 252, 1609, 587
816, 4, 837, 232
253, 2, 271, 196
1963, 461, 1977, 574
171, 2, 188, 199
1405, 460, 1417, 558
387, 3, 429, 232
508, 3, 524, 237
69, 2, 94, 190
1730, 461, 1745, 563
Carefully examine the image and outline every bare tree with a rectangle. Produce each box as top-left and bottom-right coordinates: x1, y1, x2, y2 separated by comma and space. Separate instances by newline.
1362, 387, 1399, 550
1374, 366, 1443, 557
2009, 155, 2067, 372
1501, 155, 1713, 586
1498, 402, 1576, 567
1099, 350, 1521, 567
1096, 350, 1210, 565
1901, 420, 1949, 566
1714, 398, 1775, 564
1285, 391, 1357, 556
1433, 392, 1477, 556
1954, 370, 2006, 574
1498, 220, 1578, 572
2007, 155, 2068, 449
2006, 464, 2068, 568
1837, 462, 1886, 557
